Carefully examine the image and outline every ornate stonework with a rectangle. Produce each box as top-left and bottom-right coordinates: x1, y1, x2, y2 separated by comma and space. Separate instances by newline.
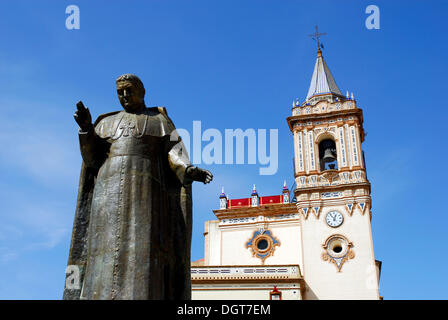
321, 234, 355, 272
245, 229, 280, 264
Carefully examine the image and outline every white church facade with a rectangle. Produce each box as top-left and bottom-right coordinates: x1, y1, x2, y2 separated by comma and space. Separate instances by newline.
191, 44, 382, 300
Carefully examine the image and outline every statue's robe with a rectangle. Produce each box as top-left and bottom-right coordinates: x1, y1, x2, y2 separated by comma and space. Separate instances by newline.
63, 107, 193, 300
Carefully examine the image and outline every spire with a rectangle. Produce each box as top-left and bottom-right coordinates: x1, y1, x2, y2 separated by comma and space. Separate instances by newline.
305, 26, 344, 105
305, 48, 343, 103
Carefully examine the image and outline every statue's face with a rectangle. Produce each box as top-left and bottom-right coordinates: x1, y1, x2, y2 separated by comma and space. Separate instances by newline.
116, 81, 144, 111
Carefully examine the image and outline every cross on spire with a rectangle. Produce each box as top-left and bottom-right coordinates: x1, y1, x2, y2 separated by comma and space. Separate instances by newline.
308, 25, 327, 51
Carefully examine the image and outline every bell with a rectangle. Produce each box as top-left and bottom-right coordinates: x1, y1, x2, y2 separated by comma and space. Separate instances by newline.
322, 148, 336, 163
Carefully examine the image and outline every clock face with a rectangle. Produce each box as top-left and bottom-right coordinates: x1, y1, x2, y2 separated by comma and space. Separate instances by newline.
326, 211, 344, 228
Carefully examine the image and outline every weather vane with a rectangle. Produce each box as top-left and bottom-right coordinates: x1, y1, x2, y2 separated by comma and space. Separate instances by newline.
308, 25, 327, 50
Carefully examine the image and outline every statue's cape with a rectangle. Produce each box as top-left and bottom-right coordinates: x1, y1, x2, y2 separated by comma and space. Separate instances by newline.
63, 107, 192, 300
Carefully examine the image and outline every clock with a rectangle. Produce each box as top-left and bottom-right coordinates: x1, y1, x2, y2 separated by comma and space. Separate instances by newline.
325, 211, 344, 228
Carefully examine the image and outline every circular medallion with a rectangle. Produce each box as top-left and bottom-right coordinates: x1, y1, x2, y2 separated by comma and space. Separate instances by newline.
245, 229, 280, 263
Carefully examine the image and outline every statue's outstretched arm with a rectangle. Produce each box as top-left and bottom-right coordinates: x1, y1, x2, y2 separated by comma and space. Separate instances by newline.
74, 101, 108, 168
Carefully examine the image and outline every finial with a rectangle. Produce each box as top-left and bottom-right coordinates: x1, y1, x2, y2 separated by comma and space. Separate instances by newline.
220, 187, 226, 198
296, 98, 300, 106
251, 184, 258, 196
346, 91, 350, 99
292, 100, 295, 108
351, 92, 354, 100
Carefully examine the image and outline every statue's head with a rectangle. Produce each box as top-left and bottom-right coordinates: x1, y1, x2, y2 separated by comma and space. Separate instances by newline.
116, 74, 146, 112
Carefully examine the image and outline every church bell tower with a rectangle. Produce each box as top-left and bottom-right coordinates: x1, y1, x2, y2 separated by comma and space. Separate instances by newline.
286, 32, 381, 299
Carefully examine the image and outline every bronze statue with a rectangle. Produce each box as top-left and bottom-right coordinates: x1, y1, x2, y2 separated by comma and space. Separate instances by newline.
64, 74, 212, 300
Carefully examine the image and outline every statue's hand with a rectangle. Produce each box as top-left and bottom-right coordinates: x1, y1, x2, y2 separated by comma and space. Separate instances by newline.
74, 101, 93, 131
186, 166, 213, 184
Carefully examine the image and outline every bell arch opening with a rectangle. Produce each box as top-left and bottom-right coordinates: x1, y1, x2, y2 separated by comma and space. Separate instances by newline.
319, 139, 338, 171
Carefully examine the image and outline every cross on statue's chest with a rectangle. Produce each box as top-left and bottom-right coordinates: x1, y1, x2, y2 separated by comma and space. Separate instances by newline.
113, 113, 148, 140
120, 121, 136, 137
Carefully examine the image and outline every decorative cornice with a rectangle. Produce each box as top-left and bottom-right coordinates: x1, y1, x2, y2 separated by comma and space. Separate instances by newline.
287, 107, 364, 132
191, 265, 302, 283
192, 285, 301, 290
294, 181, 371, 195
295, 167, 366, 177
294, 171, 370, 193
219, 213, 300, 227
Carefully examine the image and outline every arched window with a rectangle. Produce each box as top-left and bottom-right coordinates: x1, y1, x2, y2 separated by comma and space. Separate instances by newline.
319, 139, 338, 171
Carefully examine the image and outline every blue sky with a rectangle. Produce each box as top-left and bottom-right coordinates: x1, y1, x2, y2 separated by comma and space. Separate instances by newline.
0, 0, 447, 299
